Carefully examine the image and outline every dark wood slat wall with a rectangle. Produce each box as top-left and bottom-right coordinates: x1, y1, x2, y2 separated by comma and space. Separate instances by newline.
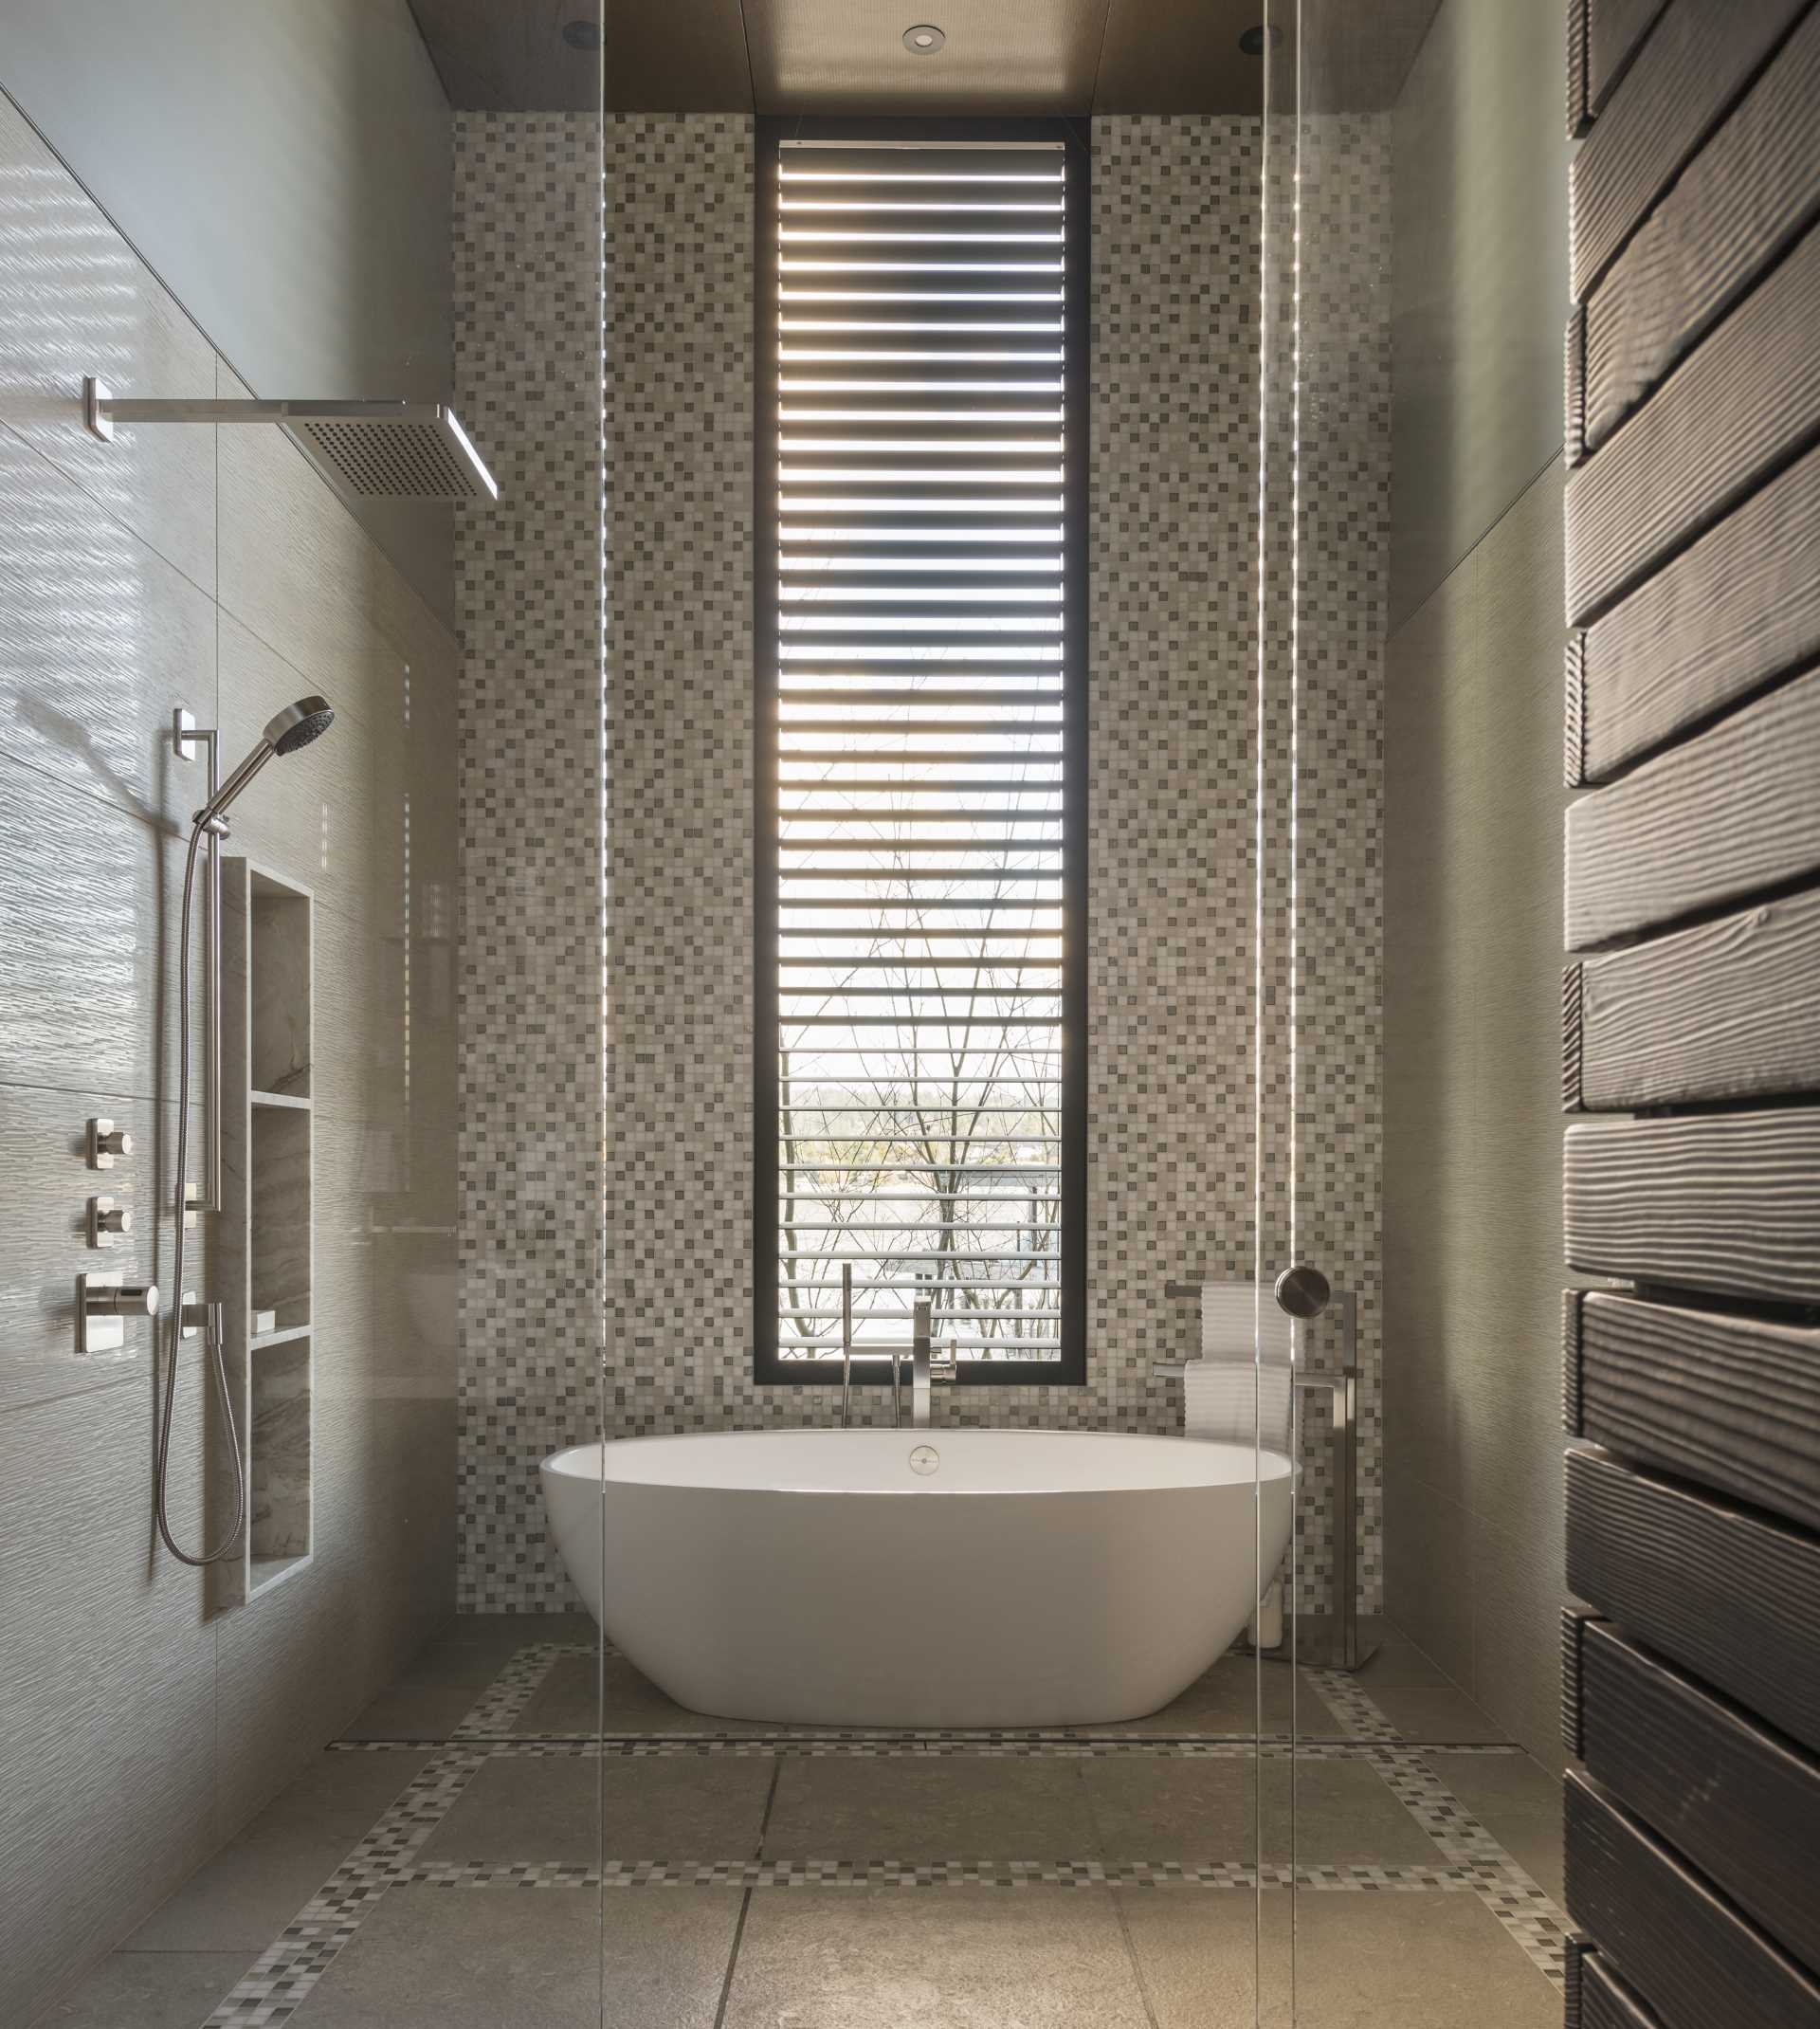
1572, 1952, 1663, 2029
1565, 1449, 1820, 1756
1564, 1774, 1820, 2029
1563, 5, 1820, 2023
1573, 1619, 1820, 1969
1568, 892, 1820, 1108
1564, 221, 1820, 621
1571, 445, 1820, 782
1564, 667, 1820, 946
1566, 1291, 1820, 1531
1586, 0, 1669, 115
1579, 4, 1820, 453
1568, 0, 1810, 295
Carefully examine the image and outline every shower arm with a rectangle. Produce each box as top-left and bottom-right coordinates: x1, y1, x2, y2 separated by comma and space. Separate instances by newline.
86, 382, 435, 439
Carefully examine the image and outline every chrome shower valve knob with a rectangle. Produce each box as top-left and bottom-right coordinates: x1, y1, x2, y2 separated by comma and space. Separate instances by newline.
85, 1280, 158, 1317
86, 1196, 133, 1248
86, 1117, 134, 1168
76, 1271, 158, 1357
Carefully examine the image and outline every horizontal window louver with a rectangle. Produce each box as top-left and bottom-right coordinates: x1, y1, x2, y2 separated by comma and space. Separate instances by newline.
757, 129, 1086, 1378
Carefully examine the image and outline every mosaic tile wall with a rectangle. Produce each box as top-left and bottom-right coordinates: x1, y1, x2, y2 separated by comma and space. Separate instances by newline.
455, 114, 1389, 1615
599, 114, 756, 1445
454, 113, 606, 1611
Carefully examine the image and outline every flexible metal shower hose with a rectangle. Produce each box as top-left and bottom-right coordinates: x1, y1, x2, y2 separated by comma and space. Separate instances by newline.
155, 816, 246, 1566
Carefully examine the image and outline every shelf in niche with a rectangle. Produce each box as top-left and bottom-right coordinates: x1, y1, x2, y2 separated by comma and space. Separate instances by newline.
211, 857, 315, 1618
250, 1324, 312, 1353
248, 1553, 310, 1600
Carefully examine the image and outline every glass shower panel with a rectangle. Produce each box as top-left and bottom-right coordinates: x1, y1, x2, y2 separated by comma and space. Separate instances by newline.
592, 12, 1292, 2029
1271, 3, 1572, 2024
0, 2, 611, 2020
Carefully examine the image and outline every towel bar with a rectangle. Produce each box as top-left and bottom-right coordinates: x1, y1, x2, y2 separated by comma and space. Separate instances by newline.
1157, 1280, 1375, 1673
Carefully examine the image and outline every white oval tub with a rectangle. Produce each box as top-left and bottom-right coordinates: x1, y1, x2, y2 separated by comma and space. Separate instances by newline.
541, 1429, 1294, 1727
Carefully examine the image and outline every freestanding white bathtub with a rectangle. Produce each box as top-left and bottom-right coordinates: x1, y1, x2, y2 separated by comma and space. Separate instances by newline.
541, 1429, 1294, 1727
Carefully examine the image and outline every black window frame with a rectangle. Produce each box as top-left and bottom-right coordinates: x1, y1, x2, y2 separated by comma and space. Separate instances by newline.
754, 114, 1088, 1389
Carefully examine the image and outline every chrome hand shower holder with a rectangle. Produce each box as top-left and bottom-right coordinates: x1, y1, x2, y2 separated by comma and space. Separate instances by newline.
173, 710, 224, 1216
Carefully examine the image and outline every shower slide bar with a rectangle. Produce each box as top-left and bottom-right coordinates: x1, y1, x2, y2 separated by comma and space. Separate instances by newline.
1156, 1280, 1376, 1673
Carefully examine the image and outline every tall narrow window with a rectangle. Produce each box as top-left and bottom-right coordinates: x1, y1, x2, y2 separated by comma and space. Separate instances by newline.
755, 122, 1087, 1384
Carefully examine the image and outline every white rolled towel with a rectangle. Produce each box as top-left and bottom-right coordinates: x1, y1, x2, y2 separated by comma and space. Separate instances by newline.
1183, 1284, 1294, 1452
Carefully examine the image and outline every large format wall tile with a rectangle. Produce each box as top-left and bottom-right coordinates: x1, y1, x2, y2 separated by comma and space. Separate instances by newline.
1390, 0, 1569, 626
0, 1382, 217, 2028
0, 423, 216, 829
215, 365, 462, 726
0, 91, 217, 595
0, 751, 206, 1106
0, 1085, 206, 1413
212, 604, 383, 917
0, 100, 460, 2021
1382, 460, 1569, 1768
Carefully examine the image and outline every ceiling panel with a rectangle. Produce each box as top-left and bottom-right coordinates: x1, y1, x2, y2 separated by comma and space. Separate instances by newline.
742, 0, 1111, 115
408, 0, 755, 112
409, 0, 1443, 116
1093, 0, 1444, 113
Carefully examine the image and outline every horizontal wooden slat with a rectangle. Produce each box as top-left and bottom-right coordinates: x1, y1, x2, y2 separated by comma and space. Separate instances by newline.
1566, 219, 1820, 624
1564, 1289, 1588, 1436
1575, 887, 1820, 1106
1565, 631, 1588, 785
1565, 1108, 1820, 1304
1564, 666, 1820, 947
1587, 0, 1672, 112
1582, 4, 1820, 451
1565, 1771, 1820, 2029
1567, 305, 1588, 467
1573, 1290, 1820, 1531
1562, 1602, 1593, 1756
1566, 1447, 1820, 1754
1562, 961, 1585, 1109
1569, 0, 1592, 137
1580, 1953, 1665, 2029
1579, 442, 1820, 778
1577, 1618, 1820, 1970
1569, 0, 1809, 297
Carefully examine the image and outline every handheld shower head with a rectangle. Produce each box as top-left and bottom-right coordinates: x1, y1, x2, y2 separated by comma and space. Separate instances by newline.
200, 696, 336, 827
264, 696, 337, 757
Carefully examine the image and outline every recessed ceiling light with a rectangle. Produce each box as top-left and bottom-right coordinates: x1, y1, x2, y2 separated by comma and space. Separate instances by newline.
1238, 25, 1283, 56
561, 18, 602, 50
903, 24, 947, 54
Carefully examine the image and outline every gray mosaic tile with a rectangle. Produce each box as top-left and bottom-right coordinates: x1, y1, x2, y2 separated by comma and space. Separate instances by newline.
455, 114, 1389, 1617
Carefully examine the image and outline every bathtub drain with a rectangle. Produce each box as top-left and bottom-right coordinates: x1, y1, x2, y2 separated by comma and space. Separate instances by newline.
908, 1445, 940, 1475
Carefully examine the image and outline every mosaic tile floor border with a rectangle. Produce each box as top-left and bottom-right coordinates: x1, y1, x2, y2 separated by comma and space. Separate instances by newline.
401, 1857, 1496, 1892
1304, 1666, 1404, 1741
199, 1636, 1569, 2025
332, 1732, 1530, 1761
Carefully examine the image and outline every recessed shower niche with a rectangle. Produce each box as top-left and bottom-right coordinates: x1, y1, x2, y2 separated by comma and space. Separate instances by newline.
212, 859, 316, 1609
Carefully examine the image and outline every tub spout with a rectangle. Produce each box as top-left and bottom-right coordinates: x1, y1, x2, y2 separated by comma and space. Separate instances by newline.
910, 1298, 955, 1428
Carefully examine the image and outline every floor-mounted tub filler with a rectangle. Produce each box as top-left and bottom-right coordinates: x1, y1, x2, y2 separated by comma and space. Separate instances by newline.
542, 1430, 1294, 1728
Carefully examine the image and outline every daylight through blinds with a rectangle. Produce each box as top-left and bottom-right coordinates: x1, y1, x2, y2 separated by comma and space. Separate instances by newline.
765, 135, 1079, 1363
